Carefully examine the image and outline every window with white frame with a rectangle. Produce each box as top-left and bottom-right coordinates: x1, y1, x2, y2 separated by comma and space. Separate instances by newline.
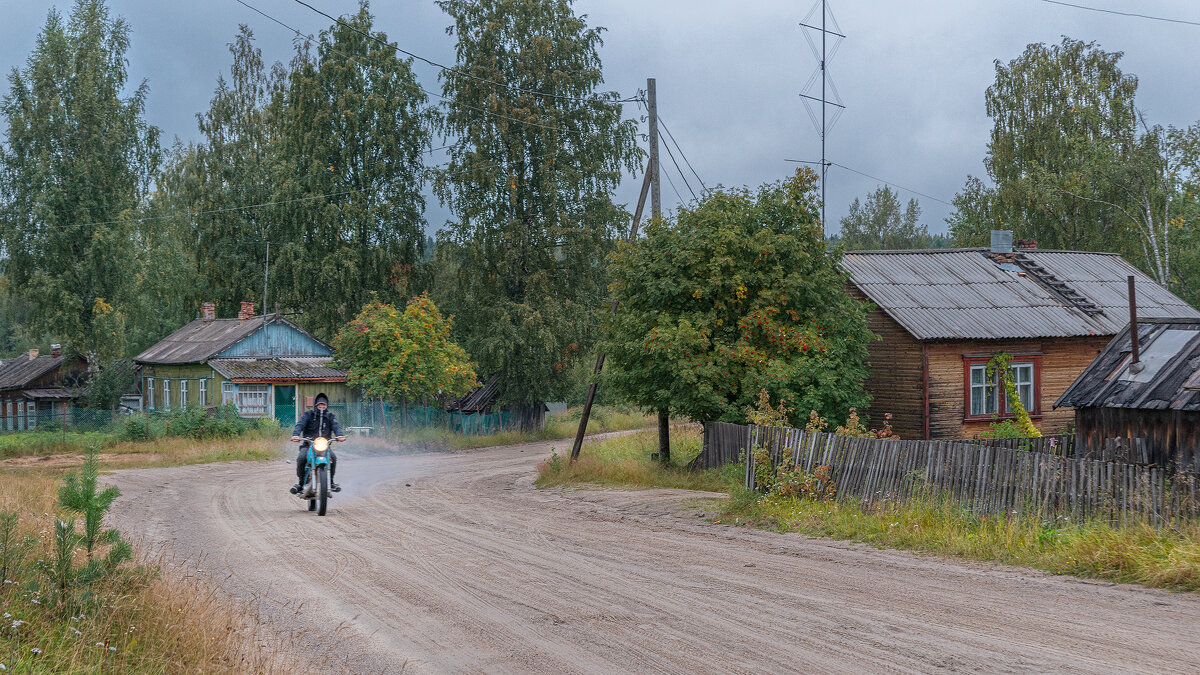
163, 380, 171, 410
236, 384, 269, 416
964, 356, 1040, 420
199, 379, 207, 406
221, 381, 234, 405
147, 377, 155, 410
180, 380, 189, 408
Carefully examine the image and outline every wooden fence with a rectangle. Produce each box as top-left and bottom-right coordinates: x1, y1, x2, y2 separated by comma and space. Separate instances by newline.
701, 422, 1199, 524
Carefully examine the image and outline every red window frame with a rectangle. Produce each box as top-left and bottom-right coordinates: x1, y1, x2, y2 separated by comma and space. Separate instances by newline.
962, 354, 1042, 422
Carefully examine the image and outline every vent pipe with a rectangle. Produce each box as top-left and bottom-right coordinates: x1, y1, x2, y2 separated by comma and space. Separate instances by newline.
1128, 275, 1143, 373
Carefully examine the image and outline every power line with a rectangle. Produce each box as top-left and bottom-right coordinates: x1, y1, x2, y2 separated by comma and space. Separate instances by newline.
655, 113, 709, 194
236, 0, 568, 133
658, 132, 697, 202
784, 159, 953, 207
1041, 0, 1200, 27
289, 0, 640, 105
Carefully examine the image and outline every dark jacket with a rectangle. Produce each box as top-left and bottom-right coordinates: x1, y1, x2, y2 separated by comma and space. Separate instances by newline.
292, 393, 344, 439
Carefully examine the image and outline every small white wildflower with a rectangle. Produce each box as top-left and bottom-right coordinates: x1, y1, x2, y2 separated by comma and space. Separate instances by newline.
29, 648, 41, 655
108, 646, 116, 652
2, 612, 8, 618
11, 620, 25, 628
96, 642, 105, 647
73, 629, 82, 636
70, 616, 79, 621
30, 599, 39, 605
1, 662, 7, 670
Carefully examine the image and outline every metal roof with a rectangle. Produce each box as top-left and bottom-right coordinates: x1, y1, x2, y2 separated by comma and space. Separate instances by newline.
134, 315, 324, 365
446, 374, 499, 413
0, 355, 67, 391
208, 357, 347, 382
1056, 319, 1200, 411
841, 249, 1200, 340
22, 388, 74, 400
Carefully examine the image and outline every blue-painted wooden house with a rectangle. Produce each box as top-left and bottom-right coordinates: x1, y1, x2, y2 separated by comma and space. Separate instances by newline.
134, 302, 358, 425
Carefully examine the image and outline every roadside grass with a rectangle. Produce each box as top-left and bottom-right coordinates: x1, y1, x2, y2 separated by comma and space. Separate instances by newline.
0, 450, 299, 673
389, 405, 655, 452
536, 424, 742, 492
0, 430, 123, 459
720, 490, 1200, 592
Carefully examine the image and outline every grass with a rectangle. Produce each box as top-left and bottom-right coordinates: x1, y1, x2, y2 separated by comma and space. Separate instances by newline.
0, 430, 124, 459
0, 433, 316, 673
388, 405, 656, 452
536, 423, 742, 492
720, 489, 1200, 592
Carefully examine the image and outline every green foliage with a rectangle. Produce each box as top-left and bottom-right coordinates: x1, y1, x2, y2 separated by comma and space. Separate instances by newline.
949, 37, 1200, 290
0, 510, 35, 590
81, 359, 138, 410
57, 446, 122, 560
985, 352, 1041, 438
117, 404, 265, 442
839, 186, 931, 250
333, 294, 478, 403
604, 170, 875, 426
272, 3, 432, 338
432, 0, 641, 410
978, 419, 1028, 440
0, 0, 161, 361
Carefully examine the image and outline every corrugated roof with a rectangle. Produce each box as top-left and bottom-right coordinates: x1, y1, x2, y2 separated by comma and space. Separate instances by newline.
135, 317, 266, 364
208, 357, 347, 382
22, 388, 74, 399
1056, 319, 1200, 411
841, 249, 1200, 340
0, 355, 67, 391
446, 374, 499, 413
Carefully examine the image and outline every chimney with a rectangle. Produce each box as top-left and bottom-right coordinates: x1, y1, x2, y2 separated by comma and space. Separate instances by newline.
1015, 238, 1038, 250
50, 344, 61, 358
28, 348, 38, 361
238, 300, 256, 321
987, 230, 1015, 264
1128, 275, 1144, 373
201, 302, 216, 321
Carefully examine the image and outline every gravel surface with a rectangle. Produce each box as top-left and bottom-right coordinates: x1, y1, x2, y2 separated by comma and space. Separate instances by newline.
109, 439, 1200, 674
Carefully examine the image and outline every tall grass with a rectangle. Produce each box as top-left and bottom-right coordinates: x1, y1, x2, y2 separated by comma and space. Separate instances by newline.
721, 491, 1200, 592
389, 405, 655, 452
536, 424, 741, 492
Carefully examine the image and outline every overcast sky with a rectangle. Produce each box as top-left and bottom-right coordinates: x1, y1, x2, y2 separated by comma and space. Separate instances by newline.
3, 0, 1198, 236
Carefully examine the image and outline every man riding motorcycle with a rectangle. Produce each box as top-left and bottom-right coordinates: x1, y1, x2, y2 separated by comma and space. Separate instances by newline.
291, 392, 347, 493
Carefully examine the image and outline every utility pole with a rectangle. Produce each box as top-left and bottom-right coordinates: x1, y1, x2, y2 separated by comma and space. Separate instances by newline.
646, 78, 670, 464
798, 0, 845, 230
568, 78, 660, 463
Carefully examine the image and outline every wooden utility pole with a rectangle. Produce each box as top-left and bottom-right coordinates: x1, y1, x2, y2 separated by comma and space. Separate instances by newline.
646, 78, 670, 464
568, 78, 661, 463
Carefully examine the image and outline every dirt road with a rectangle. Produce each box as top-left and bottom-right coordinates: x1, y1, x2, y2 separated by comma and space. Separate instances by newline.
110, 439, 1200, 673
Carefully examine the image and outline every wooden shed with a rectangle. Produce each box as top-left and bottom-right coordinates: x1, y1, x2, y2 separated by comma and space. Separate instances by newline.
1056, 318, 1200, 472
841, 243, 1199, 440
134, 301, 359, 426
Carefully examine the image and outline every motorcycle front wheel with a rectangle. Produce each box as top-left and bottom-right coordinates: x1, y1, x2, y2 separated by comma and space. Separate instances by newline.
316, 465, 329, 516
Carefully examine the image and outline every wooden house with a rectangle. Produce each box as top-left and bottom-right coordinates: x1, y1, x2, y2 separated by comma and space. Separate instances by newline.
0, 345, 88, 430
841, 238, 1199, 440
134, 301, 359, 425
1056, 318, 1200, 472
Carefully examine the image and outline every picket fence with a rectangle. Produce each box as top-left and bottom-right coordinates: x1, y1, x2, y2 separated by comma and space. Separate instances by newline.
703, 422, 1199, 524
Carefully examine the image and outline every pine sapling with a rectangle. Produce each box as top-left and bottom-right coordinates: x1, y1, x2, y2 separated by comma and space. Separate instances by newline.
0, 509, 34, 592
58, 445, 122, 561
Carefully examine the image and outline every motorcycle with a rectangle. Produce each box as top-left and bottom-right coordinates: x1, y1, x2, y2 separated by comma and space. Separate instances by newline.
291, 436, 343, 516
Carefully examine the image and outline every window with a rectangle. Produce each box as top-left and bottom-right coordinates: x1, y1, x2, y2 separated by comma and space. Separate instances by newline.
199, 379, 207, 406
236, 384, 269, 416
162, 380, 171, 410
963, 355, 1041, 421
180, 380, 189, 408
221, 381, 234, 405
147, 377, 155, 410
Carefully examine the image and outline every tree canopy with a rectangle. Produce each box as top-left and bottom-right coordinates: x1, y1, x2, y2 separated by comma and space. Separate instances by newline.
839, 186, 931, 250
432, 0, 640, 423
604, 170, 875, 431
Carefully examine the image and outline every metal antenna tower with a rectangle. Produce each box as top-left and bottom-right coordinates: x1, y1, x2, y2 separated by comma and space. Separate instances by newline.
799, 0, 845, 230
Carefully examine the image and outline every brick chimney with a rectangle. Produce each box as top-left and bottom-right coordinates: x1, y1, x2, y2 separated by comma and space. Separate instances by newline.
50, 344, 61, 358
238, 300, 256, 321
28, 348, 38, 361
201, 302, 216, 321
1015, 238, 1038, 251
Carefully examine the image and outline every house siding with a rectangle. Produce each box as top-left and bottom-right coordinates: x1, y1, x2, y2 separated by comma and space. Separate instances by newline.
217, 323, 332, 358
926, 336, 1109, 439
0, 356, 88, 430
141, 363, 216, 410
855, 301, 925, 441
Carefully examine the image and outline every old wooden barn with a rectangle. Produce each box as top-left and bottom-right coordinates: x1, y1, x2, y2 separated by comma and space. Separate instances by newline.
1056, 318, 1200, 472
841, 236, 1199, 440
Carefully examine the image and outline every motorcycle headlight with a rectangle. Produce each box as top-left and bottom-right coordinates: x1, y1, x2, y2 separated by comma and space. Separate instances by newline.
313, 437, 329, 453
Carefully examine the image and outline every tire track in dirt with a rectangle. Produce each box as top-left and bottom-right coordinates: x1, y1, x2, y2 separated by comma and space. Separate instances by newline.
109, 440, 1200, 674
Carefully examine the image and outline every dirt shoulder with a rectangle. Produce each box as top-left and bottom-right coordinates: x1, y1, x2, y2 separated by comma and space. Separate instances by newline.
109, 440, 1200, 674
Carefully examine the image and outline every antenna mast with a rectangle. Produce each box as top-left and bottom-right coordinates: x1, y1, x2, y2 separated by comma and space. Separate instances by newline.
799, 0, 845, 231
